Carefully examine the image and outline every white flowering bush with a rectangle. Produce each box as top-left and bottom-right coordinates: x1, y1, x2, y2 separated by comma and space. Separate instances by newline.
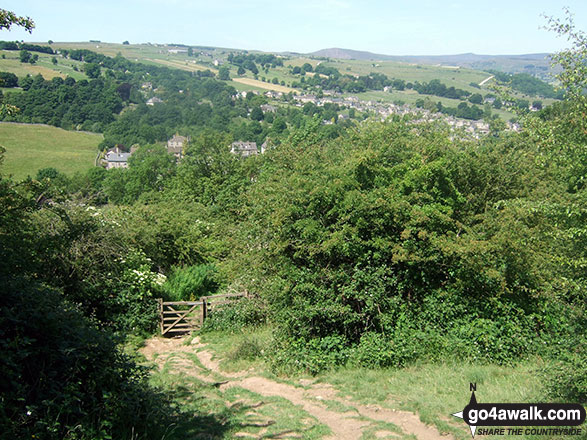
112, 249, 165, 332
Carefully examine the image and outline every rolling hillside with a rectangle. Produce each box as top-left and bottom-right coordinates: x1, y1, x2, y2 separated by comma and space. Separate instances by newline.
0, 123, 102, 180
309, 48, 554, 77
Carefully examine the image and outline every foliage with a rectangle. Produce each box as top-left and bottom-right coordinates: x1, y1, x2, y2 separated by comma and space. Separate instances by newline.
488, 70, 562, 99
0, 41, 53, 54
103, 144, 176, 204
0, 9, 34, 32
0, 157, 173, 439
544, 342, 587, 404
24, 203, 163, 332
3, 75, 122, 129
413, 78, 470, 99
0, 278, 174, 440
162, 264, 218, 301
0, 71, 18, 87
230, 115, 583, 373
201, 297, 267, 333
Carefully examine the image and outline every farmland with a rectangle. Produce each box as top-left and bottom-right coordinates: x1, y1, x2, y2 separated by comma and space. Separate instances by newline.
0, 49, 87, 80
0, 41, 558, 123
0, 123, 102, 180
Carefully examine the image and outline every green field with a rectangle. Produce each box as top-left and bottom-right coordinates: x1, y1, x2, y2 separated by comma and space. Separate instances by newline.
0, 50, 88, 80
0, 123, 102, 180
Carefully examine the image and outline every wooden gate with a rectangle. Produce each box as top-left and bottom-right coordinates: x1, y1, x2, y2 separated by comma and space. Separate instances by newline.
159, 292, 247, 336
159, 300, 204, 336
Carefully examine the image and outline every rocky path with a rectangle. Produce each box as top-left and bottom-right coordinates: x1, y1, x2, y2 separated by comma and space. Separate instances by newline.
141, 336, 454, 440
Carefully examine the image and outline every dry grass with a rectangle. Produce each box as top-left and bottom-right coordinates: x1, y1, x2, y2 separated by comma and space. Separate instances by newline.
232, 77, 297, 93
148, 58, 218, 74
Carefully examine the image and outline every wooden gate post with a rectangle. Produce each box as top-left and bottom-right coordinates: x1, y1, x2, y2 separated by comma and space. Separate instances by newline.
158, 298, 163, 334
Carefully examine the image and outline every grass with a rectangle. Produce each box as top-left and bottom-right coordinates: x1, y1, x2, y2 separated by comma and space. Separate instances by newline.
149, 58, 218, 74
232, 77, 297, 93
0, 50, 87, 80
198, 326, 274, 374
320, 362, 557, 440
144, 338, 331, 439
324, 58, 489, 93
197, 325, 587, 440
0, 123, 102, 180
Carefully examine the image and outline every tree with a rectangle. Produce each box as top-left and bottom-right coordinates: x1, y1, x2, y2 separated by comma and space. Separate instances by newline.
468, 93, 483, 104
116, 82, 132, 101
218, 66, 230, 80
85, 62, 101, 78
51, 56, 57, 65
122, 40, 129, 45
272, 116, 287, 133
0, 8, 34, 32
0, 71, 18, 87
19, 49, 31, 63
250, 106, 264, 121
237, 66, 245, 76
544, 8, 587, 100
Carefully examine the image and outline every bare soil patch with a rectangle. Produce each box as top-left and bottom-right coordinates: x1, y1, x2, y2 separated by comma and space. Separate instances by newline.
142, 336, 454, 440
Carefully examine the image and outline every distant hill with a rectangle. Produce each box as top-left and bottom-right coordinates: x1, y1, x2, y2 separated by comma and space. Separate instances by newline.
309, 48, 386, 60
309, 48, 554, 77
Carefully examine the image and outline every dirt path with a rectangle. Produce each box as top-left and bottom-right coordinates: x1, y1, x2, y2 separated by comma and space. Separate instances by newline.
478, 75, 495, 86
141, 336, 454, 440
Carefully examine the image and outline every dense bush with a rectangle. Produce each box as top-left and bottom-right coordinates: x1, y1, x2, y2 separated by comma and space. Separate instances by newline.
232, 116, 584, 374
201, 297, 267, 333
544, 342, 587, 404
0, 278, 173, 439
163, 264, 219, 301
28, 205, 164, 333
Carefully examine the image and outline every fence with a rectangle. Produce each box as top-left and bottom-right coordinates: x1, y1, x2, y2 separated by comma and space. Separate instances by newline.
158, 292, 247, 336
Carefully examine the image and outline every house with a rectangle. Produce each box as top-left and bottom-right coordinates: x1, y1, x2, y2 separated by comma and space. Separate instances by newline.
230, 141, 258, 157
104, 145, 131, 169
167, 134, 188, 159
146, 97, 163, 106
260, 104, 276, 113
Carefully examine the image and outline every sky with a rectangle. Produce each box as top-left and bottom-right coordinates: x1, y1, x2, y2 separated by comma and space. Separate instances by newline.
2, 0, 587, 55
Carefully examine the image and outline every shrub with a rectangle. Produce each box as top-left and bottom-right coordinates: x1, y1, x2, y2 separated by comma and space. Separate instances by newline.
201, 297, 267, 333
270, 334, 350, 376
163, 264, 218, 301
349, 332, 393, 368
544, 343, 587, 404
227, 337, 264, 362
0, 277, 173, 439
